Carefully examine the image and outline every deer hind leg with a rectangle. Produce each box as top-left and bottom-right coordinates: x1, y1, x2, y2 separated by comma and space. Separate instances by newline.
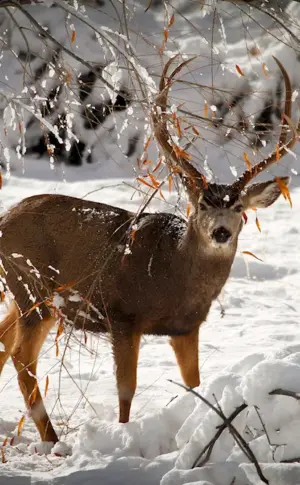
11, 314, 58, 443
170, 325, 200, 388
111, 328, 141, 423
0, 302, 18, 374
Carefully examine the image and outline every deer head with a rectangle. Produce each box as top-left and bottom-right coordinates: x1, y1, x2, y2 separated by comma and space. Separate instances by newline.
152, 56, 298, 251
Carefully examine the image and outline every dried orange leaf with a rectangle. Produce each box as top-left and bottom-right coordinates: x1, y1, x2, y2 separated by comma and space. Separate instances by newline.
131, 228, 137, 242
255, 216, 261, 232
56, 320, 64, 341
236, 64, 245, 77
275, 176, 292, 208
27, 301, 42, 315
186, 203, 191, 218
10, 436, 14, 446
243, 152, 252, 171
159, 189, 166, 201
242, 251, 263, 262
2, 438, 7, 447
262, 62, 269, 78
136, 177, 155, 190
201, 175, 208, 189
204, 101, 209, 118
148, 172, 160, 188
164, 28, 168, 42
17, 415, 25, 436
176, 118, 182, 137
143, 136, 151, 151
71, 30, 76, 44
192, 126, 200, 136
275, 143, 280, 161
168, 13, 175, 27
168, 174, 173, 193
173, 145, 192, 160
55, 281, 76, 292
142, 159, 152, 166
153, 158, 162, 173
29, 382, 38, 407
44, 375, 49, 398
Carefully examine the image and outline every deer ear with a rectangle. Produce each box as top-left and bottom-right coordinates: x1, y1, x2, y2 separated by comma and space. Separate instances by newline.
242, 177, 290, 209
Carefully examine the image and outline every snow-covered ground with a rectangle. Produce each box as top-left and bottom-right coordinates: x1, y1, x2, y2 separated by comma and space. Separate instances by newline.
1, 1, 300, 484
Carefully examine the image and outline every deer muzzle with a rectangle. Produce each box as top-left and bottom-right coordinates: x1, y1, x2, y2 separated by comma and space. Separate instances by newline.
212, 226, 232, 244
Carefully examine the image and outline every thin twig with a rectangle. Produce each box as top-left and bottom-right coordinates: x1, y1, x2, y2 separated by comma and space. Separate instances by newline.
169, 380, 269, 484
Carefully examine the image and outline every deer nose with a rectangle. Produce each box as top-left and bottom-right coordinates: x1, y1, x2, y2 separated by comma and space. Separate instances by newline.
212, 227, 232, 244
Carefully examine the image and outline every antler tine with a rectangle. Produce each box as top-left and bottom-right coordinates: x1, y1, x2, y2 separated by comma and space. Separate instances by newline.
152, 56, 205, 188
232, 57, 298, 192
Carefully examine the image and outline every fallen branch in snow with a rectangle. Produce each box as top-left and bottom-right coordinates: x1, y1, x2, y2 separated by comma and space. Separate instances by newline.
192, 402, 248, 468
169, 380, 269, 484
269, 388, 300, 400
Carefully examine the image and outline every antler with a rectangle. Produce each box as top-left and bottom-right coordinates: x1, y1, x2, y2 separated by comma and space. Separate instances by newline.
152, 56, 205, 190
232, 57, 299, 192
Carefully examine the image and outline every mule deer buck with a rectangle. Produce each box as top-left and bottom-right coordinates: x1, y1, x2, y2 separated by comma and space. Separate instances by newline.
0, 57, 297, 444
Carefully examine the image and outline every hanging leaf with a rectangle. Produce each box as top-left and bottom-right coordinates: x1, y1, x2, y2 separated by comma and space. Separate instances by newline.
192, 126, 200, 136
176, 118, 182, 137
275, 143, 280, 161
168, 174, 173, 193
148, 172, 160, 188
275, 177, 292, 208
71, 30, 76, 44
29, 382, 38, 407
236, 65, 245, 77
164, 28, 168, 42
186, 203, 191, 218
173, 145, 192, 160
143, 136, 151, 151
44, 376, 49, 398
136, 177, 155, 190
153, 158, 162, 173
262, 63, 269, 78
242, 251, 263, 262
168, 13, 175, 27
17, 415, 25, 436
159, 189, 166, 201
55, 281, 76, 292
2, 438, 7, 447
1, 448, 7, 464
255, 216, 261, 232
204, 101, 209, 118
243, 152, 252, 171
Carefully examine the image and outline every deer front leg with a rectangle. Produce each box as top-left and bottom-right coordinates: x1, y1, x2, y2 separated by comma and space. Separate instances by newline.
170, 325, 200, 388
112, 328, 141, 423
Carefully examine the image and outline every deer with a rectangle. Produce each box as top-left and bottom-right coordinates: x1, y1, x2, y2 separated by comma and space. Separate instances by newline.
0, 56, 297, 445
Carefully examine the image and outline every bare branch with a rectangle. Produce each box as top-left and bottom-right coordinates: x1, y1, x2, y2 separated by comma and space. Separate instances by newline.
192, 402, 248, 468
168, 380, 269, 484
269, 389, 300, 400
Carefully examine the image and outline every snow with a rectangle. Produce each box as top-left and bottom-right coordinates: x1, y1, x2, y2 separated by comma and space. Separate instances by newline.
1, 1, 300, 484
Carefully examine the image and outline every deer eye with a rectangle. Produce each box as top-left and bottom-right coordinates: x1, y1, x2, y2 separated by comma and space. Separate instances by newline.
199, 203, 207, 211
234, 204, 244, 213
